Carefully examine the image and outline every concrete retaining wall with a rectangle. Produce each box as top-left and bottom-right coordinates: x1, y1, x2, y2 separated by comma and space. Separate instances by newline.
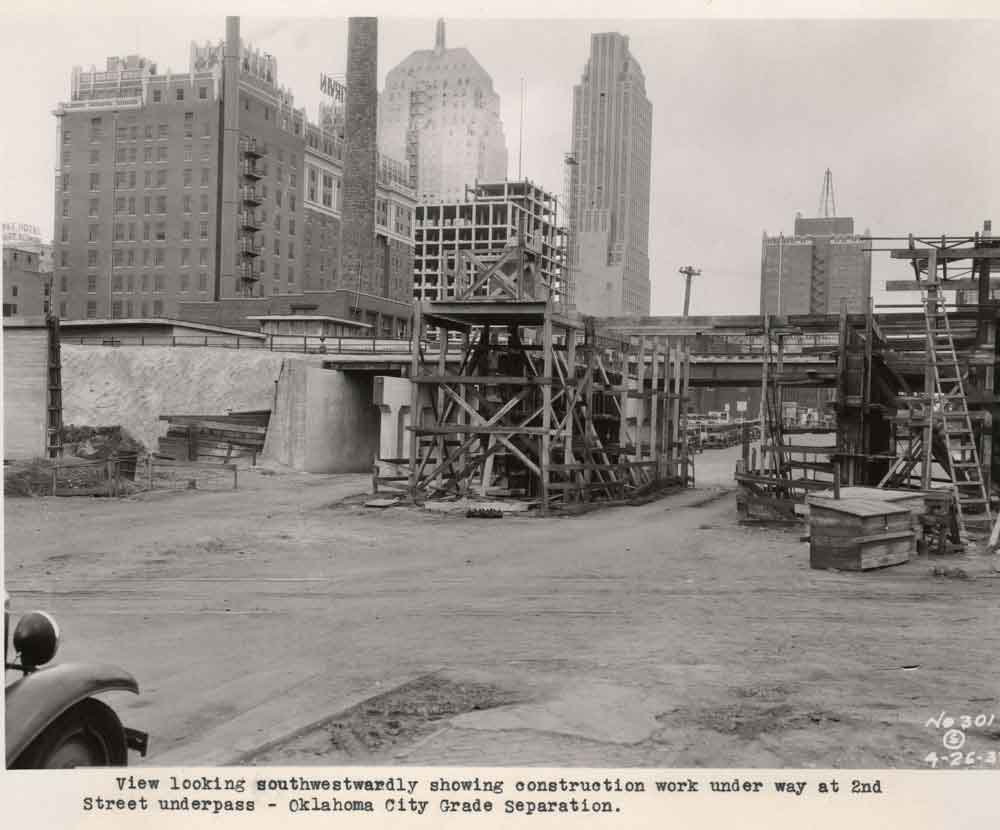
262, 361, 379, 473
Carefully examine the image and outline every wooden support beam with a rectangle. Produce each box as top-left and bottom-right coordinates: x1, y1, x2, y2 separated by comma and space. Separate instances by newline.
886, 278, 1000, 292
890, 247, 1000, 260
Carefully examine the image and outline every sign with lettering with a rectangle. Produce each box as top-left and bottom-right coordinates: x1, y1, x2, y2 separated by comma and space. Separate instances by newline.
320, 74, 346, 103
2, 222, 43, 245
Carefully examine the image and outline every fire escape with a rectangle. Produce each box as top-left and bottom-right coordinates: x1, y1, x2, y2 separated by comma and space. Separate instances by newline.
239, 137, 263, 294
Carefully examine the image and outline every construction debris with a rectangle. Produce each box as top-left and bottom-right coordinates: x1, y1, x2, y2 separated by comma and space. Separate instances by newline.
156, 410, 270, 465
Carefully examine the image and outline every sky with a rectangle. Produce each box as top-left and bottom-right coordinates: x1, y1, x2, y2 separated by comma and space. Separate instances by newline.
2, 8, 998, 316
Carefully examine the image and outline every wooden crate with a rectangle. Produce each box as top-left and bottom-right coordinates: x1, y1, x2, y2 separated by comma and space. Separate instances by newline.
808, 497, 914, 570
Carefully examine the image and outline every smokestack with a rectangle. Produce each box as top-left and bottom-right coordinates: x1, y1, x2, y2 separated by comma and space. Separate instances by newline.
435, 19, 446, 53
218, 16, 241, 299
338, 18, 378, 297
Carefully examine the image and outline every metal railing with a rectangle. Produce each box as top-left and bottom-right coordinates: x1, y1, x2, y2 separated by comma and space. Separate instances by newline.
67, 334, 442, 356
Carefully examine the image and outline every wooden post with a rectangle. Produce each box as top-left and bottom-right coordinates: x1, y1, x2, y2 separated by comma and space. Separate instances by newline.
436, 323, 448, 477
564, 325, 578, 494
408, 301, 423, 500
540, 303, 554, 514
650, 340, 660, 481
51, 464, 58, 496
147, 455, 153, 491
233, 465, 238, 490
922, 251, 938, 491
636, 337, 647, 461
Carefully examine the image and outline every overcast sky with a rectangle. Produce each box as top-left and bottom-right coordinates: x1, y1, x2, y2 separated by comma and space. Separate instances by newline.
2, 8, 998, 315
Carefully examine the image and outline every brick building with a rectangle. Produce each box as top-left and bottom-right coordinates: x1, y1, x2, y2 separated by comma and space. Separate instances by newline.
760, 215, 872, 315
3, 244, 53, 318
51, 16, 415, 322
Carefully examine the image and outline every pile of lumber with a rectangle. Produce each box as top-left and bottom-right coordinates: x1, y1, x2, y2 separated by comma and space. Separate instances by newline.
156, 410, 270, 465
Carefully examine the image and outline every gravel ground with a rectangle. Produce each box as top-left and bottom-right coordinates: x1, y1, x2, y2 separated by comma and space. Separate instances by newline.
5, 446, 999, 768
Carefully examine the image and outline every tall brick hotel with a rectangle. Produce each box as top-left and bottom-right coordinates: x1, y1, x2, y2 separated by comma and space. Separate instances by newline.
51, 17, 416, 336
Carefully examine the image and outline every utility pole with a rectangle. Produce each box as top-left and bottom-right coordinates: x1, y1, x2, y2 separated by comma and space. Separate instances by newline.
678, 266, 701, 317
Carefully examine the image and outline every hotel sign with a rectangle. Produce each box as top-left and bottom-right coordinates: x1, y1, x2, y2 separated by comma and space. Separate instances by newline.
320, 74, 346, 103
2, 222, 43, 245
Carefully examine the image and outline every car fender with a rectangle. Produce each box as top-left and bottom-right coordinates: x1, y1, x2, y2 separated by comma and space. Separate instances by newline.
5, 662, 139, 767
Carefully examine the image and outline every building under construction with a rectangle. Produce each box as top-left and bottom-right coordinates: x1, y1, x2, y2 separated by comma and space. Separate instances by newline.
389, 238, 692, 513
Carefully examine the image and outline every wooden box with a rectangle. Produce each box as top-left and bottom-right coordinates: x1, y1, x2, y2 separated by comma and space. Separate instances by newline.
807, 497, 914, 570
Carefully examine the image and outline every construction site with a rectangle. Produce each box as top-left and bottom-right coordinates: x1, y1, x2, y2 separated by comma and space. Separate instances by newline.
5, 17, 1000, 773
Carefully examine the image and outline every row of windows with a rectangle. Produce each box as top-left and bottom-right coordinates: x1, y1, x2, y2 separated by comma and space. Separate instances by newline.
105, 299, 166, 318
61, 143, 214, 168
88, 271, 210, 294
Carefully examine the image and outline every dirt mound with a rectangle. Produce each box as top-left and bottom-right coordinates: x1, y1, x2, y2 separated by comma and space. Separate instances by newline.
61, 345, 295, 449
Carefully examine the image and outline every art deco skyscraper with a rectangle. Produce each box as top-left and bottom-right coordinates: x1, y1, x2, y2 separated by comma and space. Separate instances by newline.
568, 32, 652, 316
378, 20, 508, 203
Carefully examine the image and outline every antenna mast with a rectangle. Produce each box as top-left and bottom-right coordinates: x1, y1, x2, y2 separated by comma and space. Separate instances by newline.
818, 168, 837, 218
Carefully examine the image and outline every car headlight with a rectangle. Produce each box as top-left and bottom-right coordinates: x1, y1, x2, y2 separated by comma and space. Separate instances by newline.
12, 610, 60, 671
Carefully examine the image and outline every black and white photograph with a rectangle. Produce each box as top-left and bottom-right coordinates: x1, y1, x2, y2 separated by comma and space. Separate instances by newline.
2, 2, 999, 824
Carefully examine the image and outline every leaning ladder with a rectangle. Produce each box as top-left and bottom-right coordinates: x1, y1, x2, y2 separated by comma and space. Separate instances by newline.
923, 281, 991, 542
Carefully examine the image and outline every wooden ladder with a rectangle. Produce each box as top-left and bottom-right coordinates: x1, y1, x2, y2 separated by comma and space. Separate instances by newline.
923, 282, 991, 541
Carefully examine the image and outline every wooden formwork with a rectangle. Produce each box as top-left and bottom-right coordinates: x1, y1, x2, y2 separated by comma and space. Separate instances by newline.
403, 245, 691, 511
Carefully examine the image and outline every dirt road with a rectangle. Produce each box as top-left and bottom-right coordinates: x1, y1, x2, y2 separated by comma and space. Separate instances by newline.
5, 448, 999, 768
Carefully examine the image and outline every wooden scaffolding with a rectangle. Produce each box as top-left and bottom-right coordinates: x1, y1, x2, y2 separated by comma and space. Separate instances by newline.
405, 244, 692, 512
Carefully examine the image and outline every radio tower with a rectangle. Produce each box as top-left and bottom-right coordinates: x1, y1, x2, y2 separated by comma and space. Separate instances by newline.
817, 168, 837, 217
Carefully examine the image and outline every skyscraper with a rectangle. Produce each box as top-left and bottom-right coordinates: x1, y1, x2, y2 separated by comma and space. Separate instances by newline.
568, 32, 652, 316
378, 20, 508, 203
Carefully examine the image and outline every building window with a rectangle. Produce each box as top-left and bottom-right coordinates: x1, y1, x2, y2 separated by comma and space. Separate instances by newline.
199, 248, 208, 266
61, 149, 70, 166
128, 197, 136, 215
60, 275, 68, 292
199, 221, 208, 240
153, 299, 163, 316
156, 195, 167, 214
200, 194, 209, 213
157, 146, 168, 162
154, 248, 164, 266
183, 168, 192, 187
59, 250, 68, 267
181, 249, 190, 267
289, 218, 295, 236
201, 145, 211, 162
111, 301, 122, 319
61, 199, 70, 217
140, 301, 148, 316
59, 301, 67, 317
276, 190, 283, 208
184, 112, 193, 138
89, 172, 99, 191
155, 222, 166, 241
152, 89, 162, 103
85, 300, 96, 318
115, 196, 126, 214
90, 149, 100, 164
112, 274, 123, 292
183, 195, 192, 213
176, 87, 184, 101
287, 266, 294, 283
199, 86, 207, 99
182, 222, 191, 241
200, 168, 209, 186
156, 169, 167, 187
63, 130, 71, 145
180, 272, 190, 291
88, 224, 99, 243
198, 272, 208, 291
288, 242, 294, 259
158, 123, 168, 139
113, 222, 124, 241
